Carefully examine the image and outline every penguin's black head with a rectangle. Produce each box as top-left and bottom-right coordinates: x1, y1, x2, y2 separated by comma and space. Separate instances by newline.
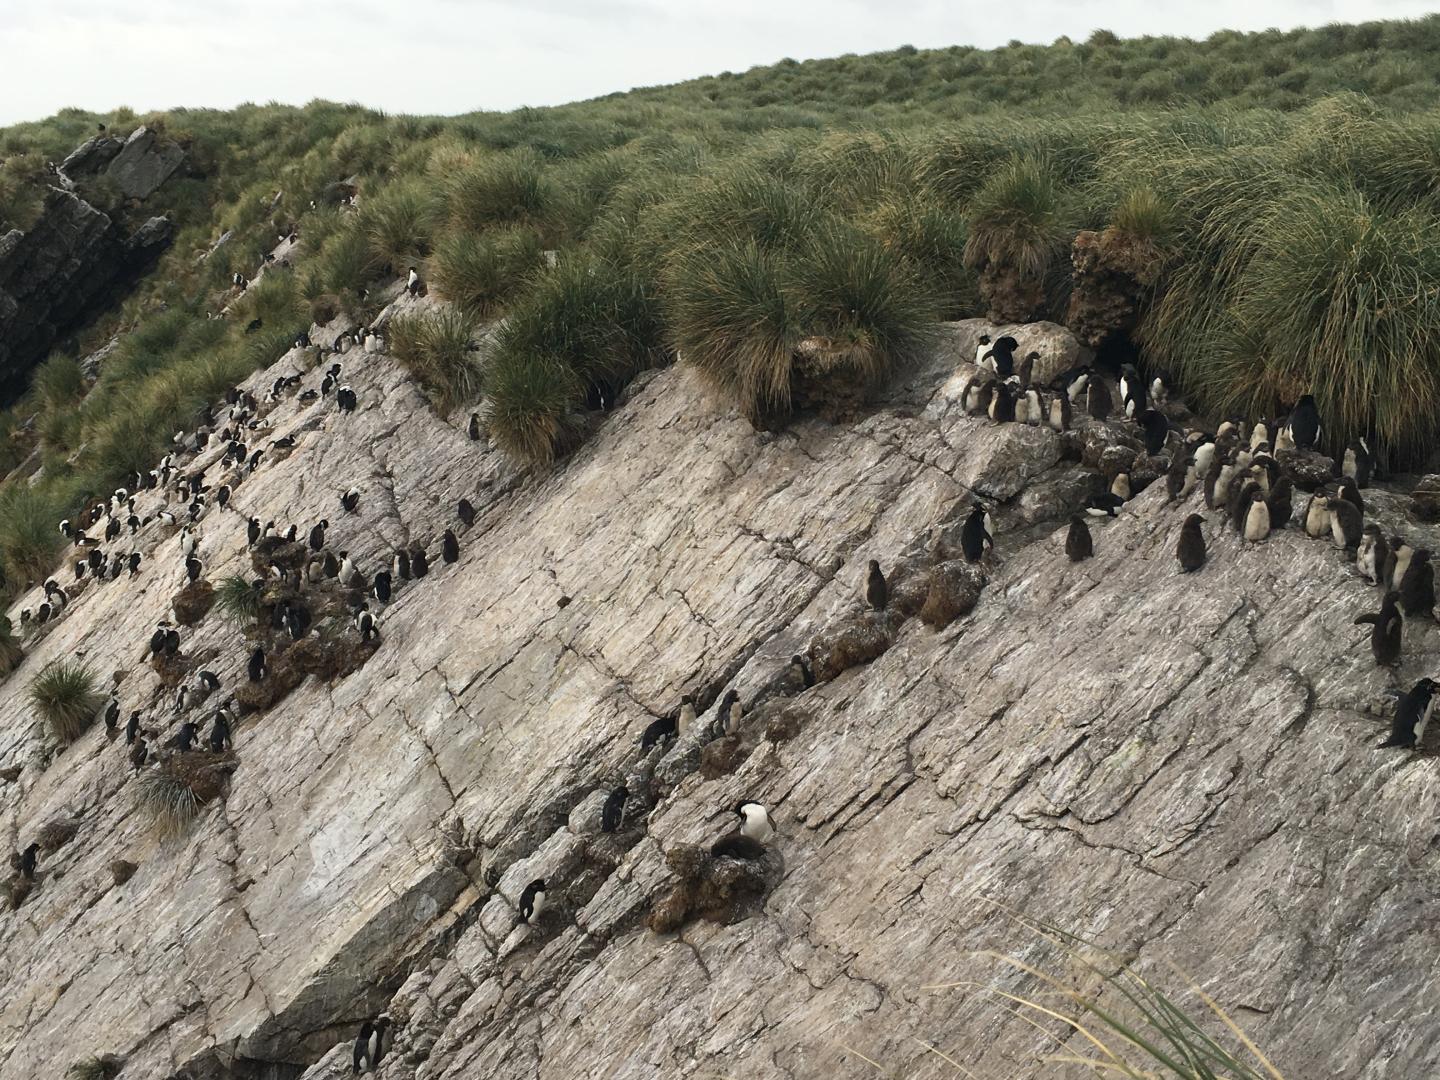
721, 689, 739, 706
996, 336, 1018, 351
790, 654, 805, 666
1418, 678, 1440, 696
868, 559, 880, 572
681, 694, 694, 706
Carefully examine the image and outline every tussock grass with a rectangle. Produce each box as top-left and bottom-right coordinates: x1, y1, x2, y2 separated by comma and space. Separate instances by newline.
388, 309, 484, 414
482, 351, 583, 465
445, 150, 557, 234
927, 913, 1285, 1079
0, 485, 69, 584
215, 575, 262, 625
29, 660, 101, 743
431, 227, 543, 318
134, 752, 234, 838
964, 153, 1073, 285
32, 354, 86, 412
360, 181, 439, 271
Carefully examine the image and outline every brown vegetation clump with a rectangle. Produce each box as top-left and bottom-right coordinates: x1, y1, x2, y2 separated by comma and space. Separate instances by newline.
698, 736, 746, 779
37, 817, 80, 852
148, 649, 190, 688
7, 876, 31, 910
108, 860, 137, 886
918, 561, 987, 630
810, 613, 898, 681
646, 841, 777, 934
171, 580, 216, 626
135, 751, 237, 838
233, 658, 305, 712
1065, 225, 1172, 348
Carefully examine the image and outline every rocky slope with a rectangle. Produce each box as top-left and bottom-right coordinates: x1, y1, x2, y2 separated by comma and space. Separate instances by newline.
0, 127, 182, 402
1, 291, 1438, 1080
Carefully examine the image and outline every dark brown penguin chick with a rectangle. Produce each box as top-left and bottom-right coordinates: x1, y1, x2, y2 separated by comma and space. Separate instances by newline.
864, 560, 888, 611
1065, 515, 1092, 562
1177, 514, 1207, 573
1398, 549, 1435, 619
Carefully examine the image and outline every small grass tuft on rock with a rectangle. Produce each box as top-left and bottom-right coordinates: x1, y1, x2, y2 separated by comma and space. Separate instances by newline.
388, 309, 484, 415
29, 660, 101, 743
135, 752, 236, 839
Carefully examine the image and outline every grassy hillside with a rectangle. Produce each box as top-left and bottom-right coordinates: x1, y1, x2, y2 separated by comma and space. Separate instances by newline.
3, 16, 1440, 591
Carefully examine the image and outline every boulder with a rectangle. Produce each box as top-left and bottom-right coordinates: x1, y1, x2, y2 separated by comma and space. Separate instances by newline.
939, 318, 1090, 387
103, 126, 185, 201
59, 135, 125, 177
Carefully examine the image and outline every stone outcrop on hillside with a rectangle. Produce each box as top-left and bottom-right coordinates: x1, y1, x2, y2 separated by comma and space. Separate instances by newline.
0, 189, 172, 403
1066, 226, 1171, 349
0, 128, 184, 404
0, 295, 1438, 1080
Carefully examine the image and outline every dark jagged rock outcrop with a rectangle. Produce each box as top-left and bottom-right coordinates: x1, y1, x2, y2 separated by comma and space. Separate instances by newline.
0, 189, 172, 403
1066, 226, 1170, 349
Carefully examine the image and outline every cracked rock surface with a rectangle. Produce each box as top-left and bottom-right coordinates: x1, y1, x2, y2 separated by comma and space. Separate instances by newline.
0, 305, 1437, 1079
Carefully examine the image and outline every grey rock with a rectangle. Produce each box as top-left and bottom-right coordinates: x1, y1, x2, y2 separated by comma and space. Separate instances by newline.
59, 134, 125, 177
103, 126, 185, 200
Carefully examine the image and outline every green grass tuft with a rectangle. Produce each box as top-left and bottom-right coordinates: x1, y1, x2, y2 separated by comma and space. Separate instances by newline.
214, 575, 262, 625
29, 660, 101, 744
134, 753, 233, 839
481, 352, 583, 465
388, 309, 484, 415
431, 227, 544, 318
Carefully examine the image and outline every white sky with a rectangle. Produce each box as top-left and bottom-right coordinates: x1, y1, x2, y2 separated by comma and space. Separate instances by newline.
1, 0, 1436, 126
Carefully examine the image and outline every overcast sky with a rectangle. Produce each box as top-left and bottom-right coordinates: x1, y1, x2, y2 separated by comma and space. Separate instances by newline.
1, 0, 1436, 126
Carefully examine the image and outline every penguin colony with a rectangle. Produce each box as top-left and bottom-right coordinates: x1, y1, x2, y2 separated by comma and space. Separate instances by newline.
2, 321, 501, 924
4, 305, 1434, 1070
961, 345, 1435, 752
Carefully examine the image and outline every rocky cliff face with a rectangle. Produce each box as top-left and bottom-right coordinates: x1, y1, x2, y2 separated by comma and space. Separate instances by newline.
0, 128, 182, 403
1, 292, 1437, 1080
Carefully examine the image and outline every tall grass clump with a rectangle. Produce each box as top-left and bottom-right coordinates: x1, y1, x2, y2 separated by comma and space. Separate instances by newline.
963, 153, 1075, 320
29, 660, 101, 743
482, 352, 583, 465
31, 354, 86, 413
431, 228, 543, 318
445, 150, 557, 234
135, 753, 233, 838
0, 485, 67, 584
388, 309, 484, 414
360, 182, 439, 272
1217, 186, 1440, 460
215, 575, 262, 625
927, 915, 1285, 1079
668, 241, 793, 422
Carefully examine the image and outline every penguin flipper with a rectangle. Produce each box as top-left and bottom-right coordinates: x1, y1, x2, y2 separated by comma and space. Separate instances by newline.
1354, 614, 1380, 626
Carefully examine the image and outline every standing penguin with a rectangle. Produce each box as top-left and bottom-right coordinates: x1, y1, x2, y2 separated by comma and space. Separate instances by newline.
1379, 678, 1440, 749
1398, 549, 1435, 619
208, 712, 232, 753
1177, 514, 1207, 572
1265, 476, 1293, 530
1329, 498, 1363, 556
987, 382, 1016, 423
1287, 394, 1322, 450
248, 646, 267, 683
960, 502, 993, 563
352, 1017, 391, 1073
1356, 525, 1388, 587
973, 333, 992, 368
864, 560, 888, 611
1118, 364, 1146, 418
735, 800, 775, 843
717, 689, 743, 736
985, 336, 1019, 378
371, 571, 393, 604
518, 879, 547, 924
1336, 479, 1364, 515
1086, 378, 1112, 422
457, 498, 476, 528
1342, 438, 1373, 488
1303, 492, 1331, 539
601, 786, 628, 833
1386, 538, 1414, 592
103, 694, 120, 735
468, 413, 481, 440
1355, 591, 1403, 668
19, 843, 40, 881
1243, 489, 1271, 542
411, 548, 430, 578
442, 529, 460, 564
1047, 390, 1072, 433
1065, 515, 1092, 562
790, 654, 815, 690
961, 373, 994, 417
308, 520, 328, 552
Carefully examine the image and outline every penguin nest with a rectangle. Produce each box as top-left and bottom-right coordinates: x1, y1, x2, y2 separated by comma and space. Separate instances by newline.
918, 561, 987, 630
148, 650, 191, 688
7, 876, 32, 910
0, 633, 23, 679
135, 752, 237, 838
65, 1056, 125, 1080
647, 842, 778, 934
810, 612, 900, 681
699, 736, 746, 779
171, 580, 216, 626
36, 817, 80, 852
108, 859, 137, 886
250, 538, 309, 577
